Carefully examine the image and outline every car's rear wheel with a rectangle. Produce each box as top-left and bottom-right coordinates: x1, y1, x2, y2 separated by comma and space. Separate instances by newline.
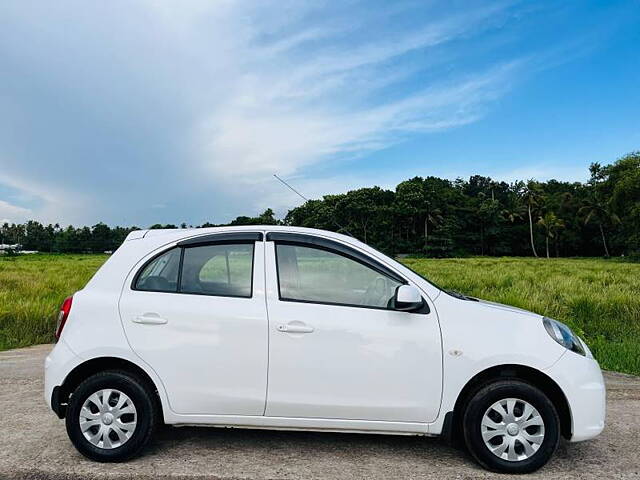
66, 370, 157, 462
462, 380, 560, 473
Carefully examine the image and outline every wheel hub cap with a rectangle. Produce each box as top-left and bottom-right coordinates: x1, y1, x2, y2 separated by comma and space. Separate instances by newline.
102, 413, 114, 425
481, 397, 545, 462
79, 388, 137, 449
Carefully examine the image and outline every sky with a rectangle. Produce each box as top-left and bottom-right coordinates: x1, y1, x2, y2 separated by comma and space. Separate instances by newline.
0, 0, 639, 227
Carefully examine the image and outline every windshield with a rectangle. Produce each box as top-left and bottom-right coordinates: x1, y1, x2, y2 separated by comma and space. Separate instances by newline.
392, 256, 478, 301
393, 257, 446, 292
351, 242, 444, 292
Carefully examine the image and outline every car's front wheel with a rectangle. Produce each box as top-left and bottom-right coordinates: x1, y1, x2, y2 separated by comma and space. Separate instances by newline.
462, 380, 560, 473
65, 370, 158, 462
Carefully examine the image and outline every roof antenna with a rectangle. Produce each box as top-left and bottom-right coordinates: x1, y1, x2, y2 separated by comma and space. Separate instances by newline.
273, 174, 309, 202
273, 174, 355, 238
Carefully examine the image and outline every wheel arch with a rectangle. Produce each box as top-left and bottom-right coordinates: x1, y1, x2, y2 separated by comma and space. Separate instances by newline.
447, 364, 572, 443
54, 356, 164, 420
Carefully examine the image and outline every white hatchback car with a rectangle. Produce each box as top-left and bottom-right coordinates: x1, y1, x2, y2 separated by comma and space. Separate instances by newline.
45, 226, 605, 473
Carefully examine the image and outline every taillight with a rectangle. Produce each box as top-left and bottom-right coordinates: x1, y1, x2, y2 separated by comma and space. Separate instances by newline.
55, 295, 73, 341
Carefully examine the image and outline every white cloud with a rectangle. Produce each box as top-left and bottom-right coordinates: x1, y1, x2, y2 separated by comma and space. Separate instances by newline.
0, 0, 532, 225
0, 200, 32, 223
0, 171, 89, 225
489, 164, 590, 184
198, 65, 517, 183
189, 3, 523, 185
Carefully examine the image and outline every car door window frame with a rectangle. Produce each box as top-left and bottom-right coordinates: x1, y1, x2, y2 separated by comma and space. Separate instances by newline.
268, 233, 415, 312
131, 232, 263, 299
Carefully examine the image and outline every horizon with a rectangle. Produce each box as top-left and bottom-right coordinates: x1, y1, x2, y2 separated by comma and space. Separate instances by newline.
1, 1, 639, 227
0, 157, 630, 229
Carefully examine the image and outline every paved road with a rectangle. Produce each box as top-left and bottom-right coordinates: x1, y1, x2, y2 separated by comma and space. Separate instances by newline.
1, 345, 639, 480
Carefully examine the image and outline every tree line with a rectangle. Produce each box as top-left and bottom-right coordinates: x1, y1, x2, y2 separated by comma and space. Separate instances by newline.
2, 152, 638, 258
0, 210, 281, 254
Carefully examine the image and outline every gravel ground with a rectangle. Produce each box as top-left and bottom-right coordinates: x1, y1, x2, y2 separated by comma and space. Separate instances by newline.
1, 344, 639, 480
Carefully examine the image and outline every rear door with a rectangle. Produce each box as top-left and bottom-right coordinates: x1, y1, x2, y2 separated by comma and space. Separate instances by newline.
264, 233, 442, 423
119, 232, 268, 416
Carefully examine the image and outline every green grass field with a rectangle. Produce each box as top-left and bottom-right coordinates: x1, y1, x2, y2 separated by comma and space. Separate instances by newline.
1, 254, 638, 375
0, 254, 108, 352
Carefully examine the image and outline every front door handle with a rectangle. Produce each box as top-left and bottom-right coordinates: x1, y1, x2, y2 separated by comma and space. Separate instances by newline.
133, 313, 168, 325
277, 322, 314, 334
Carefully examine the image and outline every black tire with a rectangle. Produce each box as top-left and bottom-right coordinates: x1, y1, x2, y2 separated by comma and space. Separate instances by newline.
462, 380, 560, 474
65, 370, 158, 462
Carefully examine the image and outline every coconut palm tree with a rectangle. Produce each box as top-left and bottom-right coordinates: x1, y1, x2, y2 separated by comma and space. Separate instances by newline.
489, 180, 499, 201
519, 181, 543, 258
579, 197, 620, 257
537, 212, 565, 258
424, 203, 443, 253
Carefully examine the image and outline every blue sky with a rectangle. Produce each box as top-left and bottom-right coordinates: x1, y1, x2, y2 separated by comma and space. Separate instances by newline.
0, 0, 638, 227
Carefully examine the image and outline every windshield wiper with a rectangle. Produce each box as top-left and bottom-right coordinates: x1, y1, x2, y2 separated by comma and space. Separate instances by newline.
446, 290, 479, 301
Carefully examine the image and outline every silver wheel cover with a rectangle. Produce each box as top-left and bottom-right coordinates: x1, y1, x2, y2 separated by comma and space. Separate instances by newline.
481, 397, 545, 462
80, 389, 137, 449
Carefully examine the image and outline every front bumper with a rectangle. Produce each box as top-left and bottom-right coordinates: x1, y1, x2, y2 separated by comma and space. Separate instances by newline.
546, 350, 606, 442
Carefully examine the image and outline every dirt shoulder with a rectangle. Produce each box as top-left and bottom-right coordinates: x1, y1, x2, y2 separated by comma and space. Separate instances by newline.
1, 344, 638, 479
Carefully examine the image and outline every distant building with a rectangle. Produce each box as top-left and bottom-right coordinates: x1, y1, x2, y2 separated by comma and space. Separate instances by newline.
0, 244, 38, 254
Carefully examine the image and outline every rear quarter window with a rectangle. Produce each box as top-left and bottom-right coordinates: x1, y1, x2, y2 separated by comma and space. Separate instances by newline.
134, 247, 181, 292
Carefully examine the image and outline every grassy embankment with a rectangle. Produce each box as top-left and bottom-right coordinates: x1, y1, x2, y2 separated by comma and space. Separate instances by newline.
0, 254, 638, 375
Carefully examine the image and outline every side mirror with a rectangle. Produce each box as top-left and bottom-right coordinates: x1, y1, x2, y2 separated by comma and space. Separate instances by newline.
394, 285, 424, 312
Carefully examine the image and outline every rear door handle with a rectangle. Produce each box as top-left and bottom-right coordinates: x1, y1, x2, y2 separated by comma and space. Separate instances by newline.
133, 313, 168, 325
277, 323, 314, 334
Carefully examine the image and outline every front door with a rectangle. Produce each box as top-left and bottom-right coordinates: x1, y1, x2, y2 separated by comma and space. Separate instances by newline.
264, 234, 442, 423
119, 234, 268, 416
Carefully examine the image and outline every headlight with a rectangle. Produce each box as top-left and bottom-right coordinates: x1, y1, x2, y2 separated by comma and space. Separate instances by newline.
543, 317, 587, 356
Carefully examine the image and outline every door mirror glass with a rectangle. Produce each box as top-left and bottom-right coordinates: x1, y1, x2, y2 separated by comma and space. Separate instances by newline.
394, 285, 423, 312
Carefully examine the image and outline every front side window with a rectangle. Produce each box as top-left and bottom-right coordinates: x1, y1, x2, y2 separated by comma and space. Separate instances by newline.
135, 247, 181, 292
275, 244, 402, 308
180, 243, 253, 297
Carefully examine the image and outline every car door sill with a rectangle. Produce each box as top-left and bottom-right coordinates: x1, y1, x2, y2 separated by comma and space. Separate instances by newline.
167, 414, 432, 435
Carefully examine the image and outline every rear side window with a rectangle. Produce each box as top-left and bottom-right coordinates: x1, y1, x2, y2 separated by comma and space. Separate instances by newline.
180, 244, 253, 297
134, 242, 255, 297
135, 247, 181, 292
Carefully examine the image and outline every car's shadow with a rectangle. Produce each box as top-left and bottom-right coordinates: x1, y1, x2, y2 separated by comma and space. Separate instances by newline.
150, 424, 470, 463
141, 424, 605, 477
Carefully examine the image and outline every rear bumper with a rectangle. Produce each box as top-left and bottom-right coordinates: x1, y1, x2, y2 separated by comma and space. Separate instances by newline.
546, 351, 606, 442
44, 340, 80, 417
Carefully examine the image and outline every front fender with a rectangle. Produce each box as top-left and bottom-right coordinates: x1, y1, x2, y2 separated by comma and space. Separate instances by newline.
428, 294, 567, 434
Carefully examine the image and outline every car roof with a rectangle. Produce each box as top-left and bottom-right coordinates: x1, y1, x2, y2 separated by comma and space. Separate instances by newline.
126, 225, 359, 246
